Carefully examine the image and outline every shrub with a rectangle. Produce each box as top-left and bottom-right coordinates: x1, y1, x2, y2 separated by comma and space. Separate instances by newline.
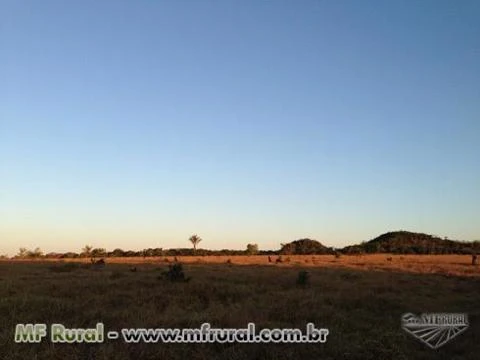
296, 270, 310, 287
161, 263, 191, 282
90, 258, 106, 269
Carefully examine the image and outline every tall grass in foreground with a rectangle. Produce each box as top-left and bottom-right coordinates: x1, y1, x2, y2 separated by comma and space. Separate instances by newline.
0, 260, 478, 359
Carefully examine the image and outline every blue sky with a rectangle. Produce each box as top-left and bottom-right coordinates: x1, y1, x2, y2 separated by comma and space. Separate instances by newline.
1, 1, 479, 256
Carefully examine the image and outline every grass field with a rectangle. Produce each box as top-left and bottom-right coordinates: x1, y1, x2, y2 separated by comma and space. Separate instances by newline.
1, 255, 479, 359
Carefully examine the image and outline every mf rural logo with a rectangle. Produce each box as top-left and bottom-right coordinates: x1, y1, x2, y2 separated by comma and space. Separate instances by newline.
401, 313, 469, 349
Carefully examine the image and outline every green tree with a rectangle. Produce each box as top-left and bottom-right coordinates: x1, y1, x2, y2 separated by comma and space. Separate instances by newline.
91, 248, 107, 258
246, 243, 259, 255
111, 248, 125, 257
27, 247, 43, 258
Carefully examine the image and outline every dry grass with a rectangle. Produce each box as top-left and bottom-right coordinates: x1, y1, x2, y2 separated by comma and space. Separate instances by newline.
8, 254, 479, 277
1, 256, 479, 359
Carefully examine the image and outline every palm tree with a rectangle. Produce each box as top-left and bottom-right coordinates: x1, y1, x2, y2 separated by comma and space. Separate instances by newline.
189, 234, 202, 253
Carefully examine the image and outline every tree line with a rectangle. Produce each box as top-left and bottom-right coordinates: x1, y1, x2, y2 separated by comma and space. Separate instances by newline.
9, 231, 480, 259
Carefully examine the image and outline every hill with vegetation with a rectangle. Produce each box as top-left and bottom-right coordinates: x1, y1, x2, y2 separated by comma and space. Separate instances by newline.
279, 238, 334, 255
342, 231, 480, 254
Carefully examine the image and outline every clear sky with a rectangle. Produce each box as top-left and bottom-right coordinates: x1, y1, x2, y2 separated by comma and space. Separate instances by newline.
1, 1, 479, 256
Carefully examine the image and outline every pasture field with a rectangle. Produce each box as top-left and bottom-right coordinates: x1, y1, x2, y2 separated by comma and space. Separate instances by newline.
1, 255, 479, 359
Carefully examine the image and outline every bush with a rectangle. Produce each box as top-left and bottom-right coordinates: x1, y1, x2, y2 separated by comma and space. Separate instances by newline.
296, 270, 310, 287
161, 263, 190, 282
